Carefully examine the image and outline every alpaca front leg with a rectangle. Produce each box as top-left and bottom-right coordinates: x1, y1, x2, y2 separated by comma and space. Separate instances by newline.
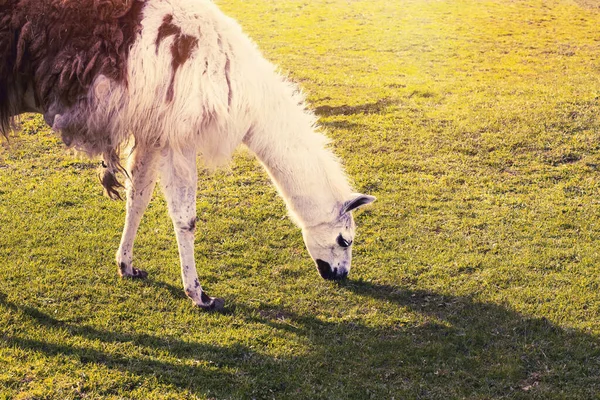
116, 147, 159, 278
159, 149, 225, 311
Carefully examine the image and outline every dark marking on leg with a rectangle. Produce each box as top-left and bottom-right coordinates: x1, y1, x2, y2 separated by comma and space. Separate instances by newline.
179, 217, 197, 232
200, 291, 211, 304
187, 217, 196, 232
194, 278, 200, 289
119, 262, 127, 275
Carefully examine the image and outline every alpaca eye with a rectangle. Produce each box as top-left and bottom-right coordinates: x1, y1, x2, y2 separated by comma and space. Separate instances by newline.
337, 234, 351, 248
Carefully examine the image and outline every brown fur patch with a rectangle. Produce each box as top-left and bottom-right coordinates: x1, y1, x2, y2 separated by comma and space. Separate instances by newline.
155, 14, 180, 50
155, 14, 199, 102
0, 0, 146, 135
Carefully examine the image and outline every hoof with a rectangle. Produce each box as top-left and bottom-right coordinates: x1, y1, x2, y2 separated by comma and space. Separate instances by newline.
118, 263, 148, 279
128, 267, 148, 279
197, 297, 225, 312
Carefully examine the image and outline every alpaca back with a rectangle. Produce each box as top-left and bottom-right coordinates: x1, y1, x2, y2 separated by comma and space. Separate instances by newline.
117, 0, 314, 172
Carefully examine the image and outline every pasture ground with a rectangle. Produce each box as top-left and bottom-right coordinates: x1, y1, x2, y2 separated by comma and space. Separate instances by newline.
1, 0, 600, 398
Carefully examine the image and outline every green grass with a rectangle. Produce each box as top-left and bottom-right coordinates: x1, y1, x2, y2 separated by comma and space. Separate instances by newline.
1, 0, 600, 398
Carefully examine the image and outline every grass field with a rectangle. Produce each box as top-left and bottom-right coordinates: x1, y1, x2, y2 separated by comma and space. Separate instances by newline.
2, 0, 600, 398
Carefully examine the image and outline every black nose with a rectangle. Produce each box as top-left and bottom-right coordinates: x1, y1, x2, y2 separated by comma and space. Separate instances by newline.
316, 259, 347, 281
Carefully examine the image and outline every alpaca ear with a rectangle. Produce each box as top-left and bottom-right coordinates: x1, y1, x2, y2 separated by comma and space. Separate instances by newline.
341, 194, 376, 214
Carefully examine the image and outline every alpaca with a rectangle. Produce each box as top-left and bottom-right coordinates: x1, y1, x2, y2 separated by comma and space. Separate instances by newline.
0, 0, 375, 310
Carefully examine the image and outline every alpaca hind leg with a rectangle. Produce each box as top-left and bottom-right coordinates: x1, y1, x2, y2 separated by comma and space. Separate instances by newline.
116, 146, 160, 278
159, 148, 224, 311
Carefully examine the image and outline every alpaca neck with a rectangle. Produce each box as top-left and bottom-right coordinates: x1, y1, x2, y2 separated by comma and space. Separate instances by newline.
243, 116, 352, 228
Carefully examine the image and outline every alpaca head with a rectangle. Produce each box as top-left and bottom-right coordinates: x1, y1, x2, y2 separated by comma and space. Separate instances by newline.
302, 194, 376, 280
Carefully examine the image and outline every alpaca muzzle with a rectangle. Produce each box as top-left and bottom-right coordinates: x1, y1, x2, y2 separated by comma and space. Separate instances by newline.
316, 259, 348, 281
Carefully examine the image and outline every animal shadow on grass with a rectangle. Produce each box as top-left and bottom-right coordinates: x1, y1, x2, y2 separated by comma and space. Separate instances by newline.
314, 98, 398, 117
1, 279, 599, 399
318, 119, 366, 131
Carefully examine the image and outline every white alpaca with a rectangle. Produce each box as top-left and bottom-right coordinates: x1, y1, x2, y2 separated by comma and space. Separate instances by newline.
1, 0, 375, 310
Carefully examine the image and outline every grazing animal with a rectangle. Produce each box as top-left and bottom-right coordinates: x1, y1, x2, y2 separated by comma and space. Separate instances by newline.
0, 0, 375, 310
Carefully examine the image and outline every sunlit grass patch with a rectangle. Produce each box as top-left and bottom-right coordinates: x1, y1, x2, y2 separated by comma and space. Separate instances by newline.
1, 0, 600, 398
